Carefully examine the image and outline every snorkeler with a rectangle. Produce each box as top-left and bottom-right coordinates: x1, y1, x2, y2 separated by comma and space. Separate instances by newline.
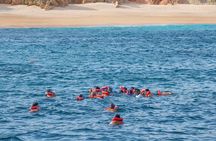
29, 102, 40, 112
128, 87, 140, 95
88, 86, 105, 99
110, 114, 123, 125
105, 103, 119, 112
45, 89, 56, 98
134, 88, 140, 95
76, 94, 84, 101
129, 87, 135, 94
89, 86, 102, 95
136, 88, 145, 98
157, 90, 173, 96
119, 86, 128, 94
139, 88, 152, 97
145, 89, 153, 97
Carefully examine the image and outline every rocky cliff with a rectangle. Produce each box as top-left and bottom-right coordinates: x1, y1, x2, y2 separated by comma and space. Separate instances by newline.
0, 0, 215, 10
0, 0, 70, 10
129, 0, 215, 4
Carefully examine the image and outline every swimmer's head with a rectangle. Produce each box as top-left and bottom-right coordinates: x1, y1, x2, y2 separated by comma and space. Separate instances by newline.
32, 102, 38, 106
47, 89, 52, 92
111, 103, 115, 108
115, 114, 120, 118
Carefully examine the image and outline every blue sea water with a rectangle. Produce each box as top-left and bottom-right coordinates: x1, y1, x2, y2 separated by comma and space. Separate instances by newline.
0, 24, 216, 141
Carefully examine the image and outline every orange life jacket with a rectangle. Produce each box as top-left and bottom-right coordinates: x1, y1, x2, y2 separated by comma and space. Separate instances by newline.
157, 90, 162, 96
47, 92, 55, 97
89, 94, 104, 99
145, 91, 152, 97
112, 117, 123, 122
31, 106, 39, 110
30, 106, 39, 112
102, 91, 110, 96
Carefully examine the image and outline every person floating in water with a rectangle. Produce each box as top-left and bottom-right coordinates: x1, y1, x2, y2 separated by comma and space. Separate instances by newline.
119, 86, 128, 94
29, 102, 40, 112
137, 88, 152, 97
145, 89, 153, 97
89, 86, 100, 96
134, 88, 140, 95
76, 94, 84, 101
89, 86, 104, 99
101, 86, 111, 97
110, 114, 123, 125
157, 90, 173, 96
101, 86, 112, 93
45, 89, 56, 98
128, 87, 140, 95
105, 103, 119, 112
94, 86, 101, 94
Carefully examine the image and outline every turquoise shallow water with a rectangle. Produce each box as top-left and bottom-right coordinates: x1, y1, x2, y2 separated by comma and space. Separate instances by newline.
0, 24, 216, 140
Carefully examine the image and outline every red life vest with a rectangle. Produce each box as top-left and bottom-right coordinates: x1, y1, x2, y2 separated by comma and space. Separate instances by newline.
112, 117, 123, 122
145, 91, 152, 97
157, 90, 162, 96
31, 106, 39, 110
89, 94, 104, 99
96, 95, 104, 99
102, 91, 110, 96
47, 92, 55, 97
30, 106, 39, 112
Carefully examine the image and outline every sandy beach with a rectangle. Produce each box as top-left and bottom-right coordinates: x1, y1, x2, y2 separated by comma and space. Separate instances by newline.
0, 3, 216, 28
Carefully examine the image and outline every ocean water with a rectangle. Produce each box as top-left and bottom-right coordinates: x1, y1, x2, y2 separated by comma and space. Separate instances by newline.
0, 25, 216, 141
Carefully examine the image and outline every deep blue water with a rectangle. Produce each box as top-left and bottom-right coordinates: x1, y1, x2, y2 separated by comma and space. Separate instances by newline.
0, 25, 216, 141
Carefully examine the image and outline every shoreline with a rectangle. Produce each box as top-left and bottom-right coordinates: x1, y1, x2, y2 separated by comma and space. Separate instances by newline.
1, 24, 216, 29
1, 3, 216, 28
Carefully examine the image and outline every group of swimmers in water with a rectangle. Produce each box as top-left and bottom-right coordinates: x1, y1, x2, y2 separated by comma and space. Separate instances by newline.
29, 89, 55, 112
30, 86, 172, 125
119, 86, 172, 97
82, 85, 172, 99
